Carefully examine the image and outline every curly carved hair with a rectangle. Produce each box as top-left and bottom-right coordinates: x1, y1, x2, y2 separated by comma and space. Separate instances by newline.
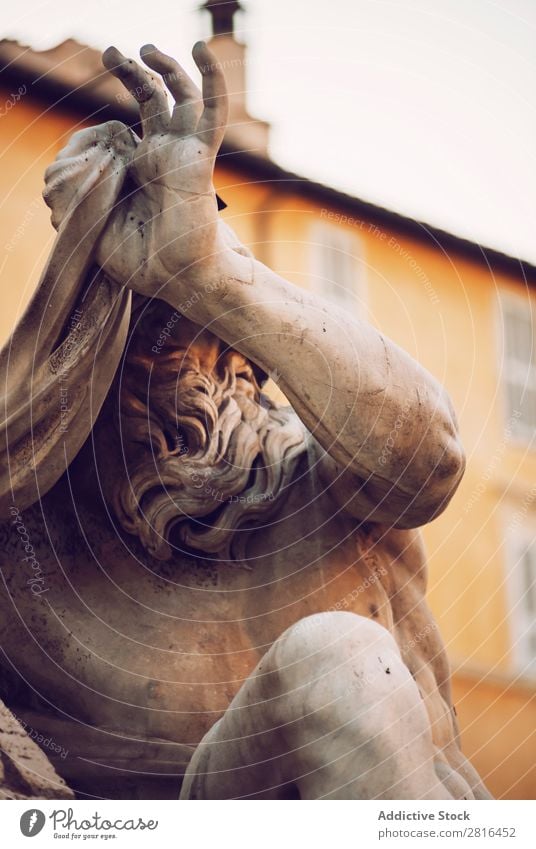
107, 300, 308, 562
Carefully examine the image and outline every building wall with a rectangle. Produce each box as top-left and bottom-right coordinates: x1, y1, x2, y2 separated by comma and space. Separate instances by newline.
1, 89, 534, 798
0, 96, 80, 344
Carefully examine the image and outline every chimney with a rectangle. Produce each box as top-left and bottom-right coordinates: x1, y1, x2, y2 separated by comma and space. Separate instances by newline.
201, 0, 270, 156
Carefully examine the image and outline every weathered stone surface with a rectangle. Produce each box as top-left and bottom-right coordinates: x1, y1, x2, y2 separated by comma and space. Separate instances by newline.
0, 699, 73, 799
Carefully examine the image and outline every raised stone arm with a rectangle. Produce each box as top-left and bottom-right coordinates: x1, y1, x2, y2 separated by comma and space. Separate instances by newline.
177, 252, 465, 527
87, 44, 465, 528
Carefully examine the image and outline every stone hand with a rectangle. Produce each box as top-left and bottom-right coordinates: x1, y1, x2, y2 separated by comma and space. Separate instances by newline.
95, 43, 229, 297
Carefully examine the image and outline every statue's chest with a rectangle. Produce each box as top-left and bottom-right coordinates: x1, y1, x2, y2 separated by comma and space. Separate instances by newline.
0, 484, 418, 747
1, 483, 404, 656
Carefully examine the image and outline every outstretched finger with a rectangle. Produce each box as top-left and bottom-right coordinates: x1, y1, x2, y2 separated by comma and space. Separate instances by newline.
140, 44, 202, 135
192, 41, 229, 150
102, 46, 170, 135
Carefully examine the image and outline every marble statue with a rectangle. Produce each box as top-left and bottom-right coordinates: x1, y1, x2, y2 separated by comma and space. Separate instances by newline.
0, 42, 492, 800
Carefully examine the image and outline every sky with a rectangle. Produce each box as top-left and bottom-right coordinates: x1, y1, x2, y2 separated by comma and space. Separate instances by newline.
3, 0, 535, 262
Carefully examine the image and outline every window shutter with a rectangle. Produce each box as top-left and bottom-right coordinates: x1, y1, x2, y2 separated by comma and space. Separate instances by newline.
521, 544, 536, 662
310, 222, 361, 310
507, 537, 536, 676
500, 296, 536, 442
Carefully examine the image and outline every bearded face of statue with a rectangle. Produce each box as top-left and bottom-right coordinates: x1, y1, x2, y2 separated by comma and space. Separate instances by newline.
102, 299, 308, 563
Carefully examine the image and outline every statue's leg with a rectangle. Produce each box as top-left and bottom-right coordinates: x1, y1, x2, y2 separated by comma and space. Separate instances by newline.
181, 612, 471, 800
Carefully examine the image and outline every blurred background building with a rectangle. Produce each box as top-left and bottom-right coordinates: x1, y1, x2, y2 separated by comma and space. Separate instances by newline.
0, 0, 534, 799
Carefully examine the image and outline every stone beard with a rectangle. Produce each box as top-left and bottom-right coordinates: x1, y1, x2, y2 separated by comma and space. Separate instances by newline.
104, 300, 308, 562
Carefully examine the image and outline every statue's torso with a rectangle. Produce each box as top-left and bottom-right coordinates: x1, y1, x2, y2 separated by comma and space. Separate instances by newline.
0, 443, 458, 795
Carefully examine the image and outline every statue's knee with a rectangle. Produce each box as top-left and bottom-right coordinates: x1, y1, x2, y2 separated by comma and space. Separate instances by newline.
274, 611, 395, 663
260, 612, 419, 759
269, 611, 401, 694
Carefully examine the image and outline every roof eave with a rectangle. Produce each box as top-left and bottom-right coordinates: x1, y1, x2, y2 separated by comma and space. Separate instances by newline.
1, 44, 533, 282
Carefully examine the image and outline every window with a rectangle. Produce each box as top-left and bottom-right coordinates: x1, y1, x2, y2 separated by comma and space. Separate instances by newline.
505, 532, 536, 677
309, 221, 363, 311
499, 294, 536, 443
